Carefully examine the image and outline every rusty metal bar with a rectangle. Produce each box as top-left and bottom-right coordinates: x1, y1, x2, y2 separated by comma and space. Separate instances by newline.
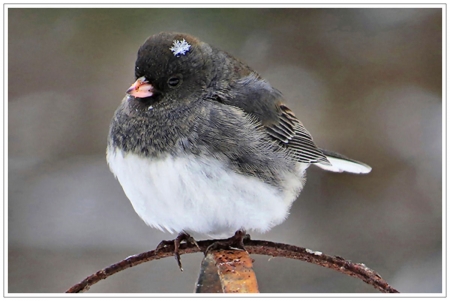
195, 250, 259, 293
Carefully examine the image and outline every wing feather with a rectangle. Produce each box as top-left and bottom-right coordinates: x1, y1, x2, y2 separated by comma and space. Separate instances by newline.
266, 104, 329, 164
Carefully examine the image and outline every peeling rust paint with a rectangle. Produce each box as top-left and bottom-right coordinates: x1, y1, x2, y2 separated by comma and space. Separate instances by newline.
196, 250, 259, 293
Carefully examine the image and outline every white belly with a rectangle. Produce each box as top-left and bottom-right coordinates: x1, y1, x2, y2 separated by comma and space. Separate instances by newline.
107, 149, 307, 237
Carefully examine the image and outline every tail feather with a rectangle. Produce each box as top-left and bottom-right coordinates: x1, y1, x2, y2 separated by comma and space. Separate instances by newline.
313, 148, 372, 174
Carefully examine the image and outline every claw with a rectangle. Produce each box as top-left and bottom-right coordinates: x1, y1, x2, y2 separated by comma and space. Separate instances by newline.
205, 230, 250, 255
156, 232, 200, 271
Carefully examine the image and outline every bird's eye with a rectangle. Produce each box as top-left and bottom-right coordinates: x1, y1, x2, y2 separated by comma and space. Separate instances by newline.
167, 75, 182, 88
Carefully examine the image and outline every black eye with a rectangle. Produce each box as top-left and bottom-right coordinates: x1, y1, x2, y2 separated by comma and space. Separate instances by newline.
167, 75, 182, 88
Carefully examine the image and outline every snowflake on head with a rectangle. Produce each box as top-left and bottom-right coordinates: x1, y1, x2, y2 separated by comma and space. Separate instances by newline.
169, 39, 191, 56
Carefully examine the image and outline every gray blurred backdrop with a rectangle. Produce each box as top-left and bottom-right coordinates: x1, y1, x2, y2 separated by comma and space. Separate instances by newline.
8, 7, 442, 293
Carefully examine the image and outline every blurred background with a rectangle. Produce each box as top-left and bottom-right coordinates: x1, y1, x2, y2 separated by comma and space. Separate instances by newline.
8, 7, 442, 294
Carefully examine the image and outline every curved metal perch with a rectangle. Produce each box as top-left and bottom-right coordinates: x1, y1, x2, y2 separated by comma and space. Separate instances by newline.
66, 238, 399, 293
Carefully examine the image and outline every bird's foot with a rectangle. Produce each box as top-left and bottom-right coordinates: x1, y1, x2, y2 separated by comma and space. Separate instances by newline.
205, 230, 251, 254
156, 231, 200, 271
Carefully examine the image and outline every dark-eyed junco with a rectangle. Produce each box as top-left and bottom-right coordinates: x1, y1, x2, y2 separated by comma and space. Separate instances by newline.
107, 32, 371, 240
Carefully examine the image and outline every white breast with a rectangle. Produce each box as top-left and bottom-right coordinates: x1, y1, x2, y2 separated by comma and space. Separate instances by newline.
107, 148, 307, 237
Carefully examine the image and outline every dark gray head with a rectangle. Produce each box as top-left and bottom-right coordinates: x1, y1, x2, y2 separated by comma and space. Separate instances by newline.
128, 32, 215, 109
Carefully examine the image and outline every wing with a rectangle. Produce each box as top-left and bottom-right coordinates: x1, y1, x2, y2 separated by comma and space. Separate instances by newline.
265, 104, 329, 164
209, 73, 329, 164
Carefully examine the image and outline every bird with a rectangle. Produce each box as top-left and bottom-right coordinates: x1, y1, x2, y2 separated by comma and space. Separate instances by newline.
106, 32, 371, 260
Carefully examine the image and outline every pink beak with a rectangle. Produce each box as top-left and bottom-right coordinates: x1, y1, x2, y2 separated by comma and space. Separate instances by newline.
126, 76, 154, 98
